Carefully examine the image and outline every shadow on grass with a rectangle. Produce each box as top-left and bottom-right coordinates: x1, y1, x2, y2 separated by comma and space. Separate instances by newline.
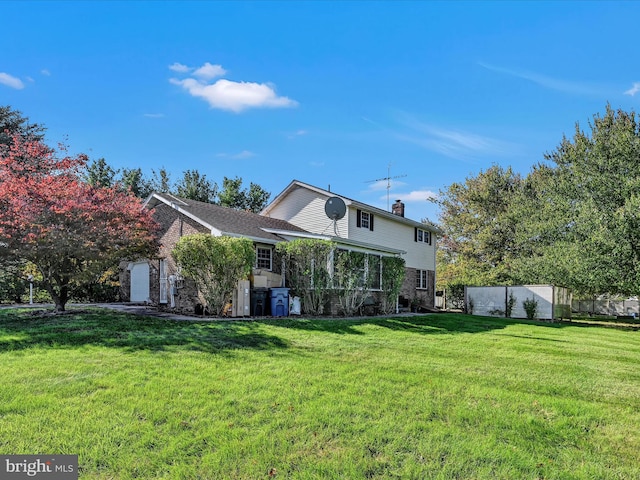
0, 309, 289, 354
259, 312, 640, 335
259, 313, 517, 335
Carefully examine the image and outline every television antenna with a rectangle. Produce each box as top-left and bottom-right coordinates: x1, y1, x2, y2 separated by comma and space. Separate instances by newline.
365, 163, 407, 211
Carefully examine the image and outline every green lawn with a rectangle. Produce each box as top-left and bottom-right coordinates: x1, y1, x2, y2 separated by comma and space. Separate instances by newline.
0, 308, 639, 479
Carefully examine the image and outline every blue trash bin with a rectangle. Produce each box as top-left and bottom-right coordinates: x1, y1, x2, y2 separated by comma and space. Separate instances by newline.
270, 287, 290, 317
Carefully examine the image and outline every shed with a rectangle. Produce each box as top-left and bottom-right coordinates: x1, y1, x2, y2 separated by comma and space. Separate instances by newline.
465, 285, 571, 320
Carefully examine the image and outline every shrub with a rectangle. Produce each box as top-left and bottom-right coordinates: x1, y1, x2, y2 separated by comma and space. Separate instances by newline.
173, 234, 255, 316
506, 291, 516, 318
380, 256, 406, 314
523, 297, 538, 320
275, 239, 333, 315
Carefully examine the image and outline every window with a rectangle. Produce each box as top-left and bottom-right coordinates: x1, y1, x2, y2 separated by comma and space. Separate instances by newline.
332, 249, 381, 290
416, 269, 429, 289
415, 227, 432, 245
256, 247, 272, 270
357, 209, 375, 231
361, 212, 371, 229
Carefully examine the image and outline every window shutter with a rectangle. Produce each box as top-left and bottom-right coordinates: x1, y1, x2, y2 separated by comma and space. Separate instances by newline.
414, 227, 418, 242
369, 214, 374, 231
356, 209, 361, 227
428, 231, 432, 245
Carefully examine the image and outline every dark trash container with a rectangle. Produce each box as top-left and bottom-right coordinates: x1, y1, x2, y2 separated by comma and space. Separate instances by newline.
251, 288, 269, 316
270, 287, 290, 317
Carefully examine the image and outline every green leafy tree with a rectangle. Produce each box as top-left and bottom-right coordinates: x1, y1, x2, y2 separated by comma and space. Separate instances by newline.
218, 176, 270, 213
172, 234, 255, 316
175, 169, 217, 203
148, 167, 173, 194
119, 167, 149, 198
432, 165, 523, 288
0, 105, 46, 145
83, 158, 118, 188
514, 105, 640, 297
245, 181, 271, 213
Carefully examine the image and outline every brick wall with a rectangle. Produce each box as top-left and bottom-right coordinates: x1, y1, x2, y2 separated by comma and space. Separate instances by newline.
119, 203, 208, 311
400, 267, 435, 309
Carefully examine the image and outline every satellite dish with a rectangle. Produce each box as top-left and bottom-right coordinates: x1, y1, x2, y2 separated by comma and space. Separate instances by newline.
324, 196, 346, 220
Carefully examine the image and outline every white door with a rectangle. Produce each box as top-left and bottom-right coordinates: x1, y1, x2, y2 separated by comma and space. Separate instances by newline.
130, 262, 150, 302
159, 259, 168, 304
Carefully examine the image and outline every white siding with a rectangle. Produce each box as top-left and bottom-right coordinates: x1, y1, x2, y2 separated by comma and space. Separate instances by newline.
267, 187, 349, 236
267, 184, 436, 271
348, 207, 434, 270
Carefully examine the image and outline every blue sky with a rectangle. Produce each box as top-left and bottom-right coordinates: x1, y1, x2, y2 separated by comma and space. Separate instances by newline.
3, 1, 640, 222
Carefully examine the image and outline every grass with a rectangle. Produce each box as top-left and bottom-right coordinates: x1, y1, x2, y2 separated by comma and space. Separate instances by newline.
0, 308, 639, 479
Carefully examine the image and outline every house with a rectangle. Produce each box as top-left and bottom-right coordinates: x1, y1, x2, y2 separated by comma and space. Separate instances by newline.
262, 180, 439, 309
120, 181, 439, 314
120, 192, 309, 311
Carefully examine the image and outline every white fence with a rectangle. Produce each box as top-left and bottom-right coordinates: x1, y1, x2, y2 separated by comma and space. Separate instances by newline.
465, 285, 571, 320
572, 298, 638, 316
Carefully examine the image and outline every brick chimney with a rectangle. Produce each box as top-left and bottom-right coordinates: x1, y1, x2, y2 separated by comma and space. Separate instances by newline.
392, 199, 405, 217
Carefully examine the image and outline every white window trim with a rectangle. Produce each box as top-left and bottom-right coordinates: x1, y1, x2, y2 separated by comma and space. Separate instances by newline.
256, 246, 273, 271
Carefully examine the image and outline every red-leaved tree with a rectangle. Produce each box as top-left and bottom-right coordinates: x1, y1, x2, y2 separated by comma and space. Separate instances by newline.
0, 134, 159, 311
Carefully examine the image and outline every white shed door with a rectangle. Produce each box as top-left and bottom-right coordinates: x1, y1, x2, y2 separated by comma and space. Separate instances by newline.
130, 262, 150, 302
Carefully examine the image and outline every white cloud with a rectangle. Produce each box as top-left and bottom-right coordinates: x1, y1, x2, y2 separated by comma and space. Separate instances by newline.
170, 77, 298, 113
144, 113, 165, 118
216, 150, 257, 159
392, 190, 437, 202
232, 150, 255, 159
170, 61, 298, 113
193, 62, 226, 80
478, 61, 606, 96
41, 69, 51, 76
625, 82, 640, 96
287, 129, 308, 139
394, 115, 515, 161
0, 73, 24, 90
169, 62, 190, 73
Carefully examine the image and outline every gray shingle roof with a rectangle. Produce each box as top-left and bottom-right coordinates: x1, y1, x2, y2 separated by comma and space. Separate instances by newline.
148, 192, 309, 242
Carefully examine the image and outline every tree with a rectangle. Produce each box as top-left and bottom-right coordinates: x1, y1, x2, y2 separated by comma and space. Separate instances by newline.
245, 182, 272, 213
83, 157, 118, 188
119, 167, 149, 198
147, 168, 173, 194
217, 176, 270, 213
0, 105, 46, 145
0, 134, 159, 311
514, 105, 640, 297
175, 169, 217, 203
431, 165, 523, 288
172, 234, 255, 316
